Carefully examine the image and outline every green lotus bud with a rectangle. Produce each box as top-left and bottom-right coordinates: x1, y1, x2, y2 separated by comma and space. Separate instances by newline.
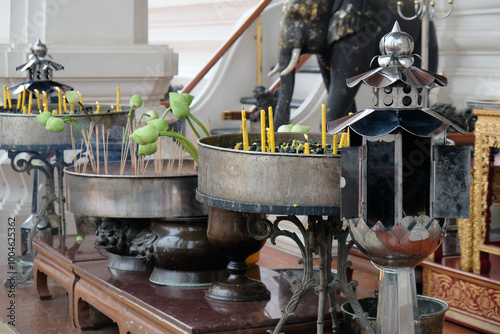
277, 124, 294, 132
169, 92, 190, 119
291, 124, 310, 132
129, 124, 159, 145
65, 91, 80, 105
76, 235, 84, 244
45, 117, 65, 132
147, 118, 169, 132
145, 109, 159, 119
36, 111, 53, 126
130, 95, 143, 108
138, 143, 158, 156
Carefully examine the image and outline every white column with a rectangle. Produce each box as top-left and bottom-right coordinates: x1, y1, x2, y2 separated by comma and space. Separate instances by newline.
0, 0, 177, 105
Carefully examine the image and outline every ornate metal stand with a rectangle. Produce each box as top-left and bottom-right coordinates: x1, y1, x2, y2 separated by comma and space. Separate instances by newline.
249, 214, 372, 334
3, 148, 68, 285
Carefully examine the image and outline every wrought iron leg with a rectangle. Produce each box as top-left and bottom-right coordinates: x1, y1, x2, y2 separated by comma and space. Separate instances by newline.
249, 214, 374, 334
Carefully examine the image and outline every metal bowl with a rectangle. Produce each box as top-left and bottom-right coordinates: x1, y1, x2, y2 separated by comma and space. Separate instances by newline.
64, 160, 205, 218
196, 133, 341, 216
0, 104, 130, 150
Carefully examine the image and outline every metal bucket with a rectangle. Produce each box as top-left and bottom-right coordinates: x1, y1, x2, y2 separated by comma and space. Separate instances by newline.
0, 105, 130, 150
64, 160, 205, 218
341, 295, 449, 334
197, 133, 341, 215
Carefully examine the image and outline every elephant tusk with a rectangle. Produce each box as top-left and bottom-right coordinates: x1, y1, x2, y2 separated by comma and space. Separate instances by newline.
268, 63, 280, 77
280, 48, 301, 76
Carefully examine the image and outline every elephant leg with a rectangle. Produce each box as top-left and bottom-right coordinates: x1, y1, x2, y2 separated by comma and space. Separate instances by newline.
274, 68, 296, 129
325, 33, 379, 122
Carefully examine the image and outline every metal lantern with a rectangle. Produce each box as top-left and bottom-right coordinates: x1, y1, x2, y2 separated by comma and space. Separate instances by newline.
329, 22, 471, 334
10, 39, 72, 95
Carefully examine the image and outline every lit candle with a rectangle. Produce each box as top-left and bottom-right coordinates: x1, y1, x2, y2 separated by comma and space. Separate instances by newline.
241, 109, 249, 150
3, 85, 6, 109
6, 87, 12, 109
16, 93, 21, 110
77, 91, 83, 105
63, 95, 67, 112
56, 87, 62, 114
116, 86, 120, 111
21, 85, 26, 108
260, 109, 266, 152
34, 89, 41, 110
96, 101, 100, 113
28, 91, 33, 114
43, 91, 48, 111
304, 134, 310, 154
321, 103, 326, 149
333, 133, 338, 155
268, 106, 275, 152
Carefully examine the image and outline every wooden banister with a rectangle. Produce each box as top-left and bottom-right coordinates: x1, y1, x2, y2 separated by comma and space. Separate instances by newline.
180, 0, 273, 95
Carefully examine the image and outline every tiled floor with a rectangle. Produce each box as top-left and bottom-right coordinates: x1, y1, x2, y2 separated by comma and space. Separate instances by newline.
0, 245, 482, 333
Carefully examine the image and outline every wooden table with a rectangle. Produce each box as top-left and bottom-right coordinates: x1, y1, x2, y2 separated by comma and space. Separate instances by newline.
32, 234, 108, 325
33, 235, 346, 333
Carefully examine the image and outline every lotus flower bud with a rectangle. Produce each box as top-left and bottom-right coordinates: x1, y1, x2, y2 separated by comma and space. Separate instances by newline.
36, 111, 53, 126
130, 95, 143, 108
65, 91, 80, 105
169, 92, 193, 119
277, 124, 294, 132
291, 124, 310, 132
138, 143, 158, 156
146, 110, 159, 119
147, 119, 169, 132
129, 124, 159, 145
45, 117, 65, 132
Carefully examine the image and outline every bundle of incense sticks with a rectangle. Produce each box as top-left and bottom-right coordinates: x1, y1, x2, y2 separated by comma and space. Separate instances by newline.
70, 120, 189, 176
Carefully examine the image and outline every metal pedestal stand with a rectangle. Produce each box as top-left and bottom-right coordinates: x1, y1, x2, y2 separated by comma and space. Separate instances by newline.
196, 193, 373, 334
3, 147, 68, 285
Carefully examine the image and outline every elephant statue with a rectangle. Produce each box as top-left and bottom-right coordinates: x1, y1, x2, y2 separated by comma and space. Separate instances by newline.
270, 0, 438, 128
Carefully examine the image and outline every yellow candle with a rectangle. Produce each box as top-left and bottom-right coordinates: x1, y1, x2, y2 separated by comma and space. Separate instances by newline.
6, 87, 12, 109
77, 91, 83, 105
52, 109, 57, 115
16, 93, 21, 109
21, 85, 26, 107
63, 95, 67, 112
22, 106, 27, 114
260, 109, 266, 152
28, 91, 33, 114
241, 109, 249, 150
3, 85, 6, 109
304, 134, 310, 154
43, 91, 48, 111
116, 86, 120, 111
339, 132, 347, 148
321, 103, 326, 149
56, 87, 62, 114
333, 133, 338, 155
96, 101, 100, 113
70, 104, 74, 113
34, 89, 41, 110
268, 106, 275, 152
